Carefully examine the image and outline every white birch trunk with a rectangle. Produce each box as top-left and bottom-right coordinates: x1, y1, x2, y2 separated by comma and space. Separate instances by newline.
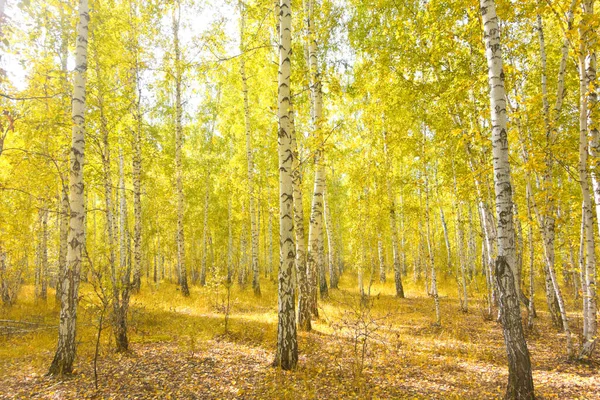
274, 0, 297, 370
37, 207, 49, 300
227, 195, 233, 284
200, 187, 209, 286
469, 155, 496, 314
440, 208, 452, 277
423, 133, 440, 326
114, 149, 130, 352
239, 209, 247, 286
97, 59, 119, 349
537, 13, 569, 331
239, 1, 260, 296
526, 190, 536, 330
49, 0, 89, 375
453, 167, 468, 312
56, 188, 68, 303
579, 1, 598, 356
383, 129, 405, 297
268, 207, 273, 278
291, 105, 311, 331
305, 0, 327, 309
377, 236, 385, 283
481, 1, 534, 396
324, 186, 337, 288
132, 52, 143, 293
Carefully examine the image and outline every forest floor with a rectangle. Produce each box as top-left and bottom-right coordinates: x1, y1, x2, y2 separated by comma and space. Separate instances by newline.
0, 274, 599, 399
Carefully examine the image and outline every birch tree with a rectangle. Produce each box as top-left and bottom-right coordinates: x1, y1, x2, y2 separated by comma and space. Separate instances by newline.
535, 6, 575, 333
324, 185, 338, 288
35, 207, 48, 300
173, 1, 189, 297
274, 0, 298, 371
131, 2, 143, 293
114, 149, 131, 352
579, 0, 598, 359
291, 104, 311, 331
383, 129, 405, 298
481, 1, 534, 397
423, 129, 440, 326
239, 1, 260, 296
306, 0, 327, 309
48, 0, 89, 376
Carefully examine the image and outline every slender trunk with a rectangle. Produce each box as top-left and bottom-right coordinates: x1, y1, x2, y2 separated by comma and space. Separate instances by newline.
569, 240, 579, 299
152, 237, 160, 287
131, 105, 142, 292
41, 208, 48, 299
466, 205, 476, 279
544, 226, 574, 356
378, 237, 385, 283
452, 164, 468, 311
239, 1, 260, 296
258, 196, 269, 279
580, 0, 598, 359
56, 189, 69, 303
227, 195, 233, 284
525, 172, 572, 353
200, 186, 209, 286
158, 234, 162, 283
577, 7, 598, 358
579, 201, 590, 340
274, 0, 298, 370
48, 0, 89, 376
536, 13, 567, 331
324, 186, 338, 288
95, 54, 125, 351
469, 154, 496, 315
481, 1, 534, 397
305, 0, 327, 309
208, 234, 214, 279
55, 4, 70, 304
290, 106, 311, 331
318, 230, 327, 297
335, 220, 344, 276
423, 133, 440, 326
454, 200, 468, 312
37, 207, 49, 300
100, 101, 117, 326
399, 192, 407, 277
526, 189, 536, 330
131, 12, 143, 292
173, 3, 189, 296
114, 149, 130, 352
359, 230, 365, 297
440, 208, 452, 277
268, 207, 273, 279
239, 211, 247, 286
383, 130, 404, 297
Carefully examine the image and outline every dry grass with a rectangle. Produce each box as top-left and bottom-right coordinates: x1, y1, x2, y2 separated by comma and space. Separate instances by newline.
0, 273, 598, 399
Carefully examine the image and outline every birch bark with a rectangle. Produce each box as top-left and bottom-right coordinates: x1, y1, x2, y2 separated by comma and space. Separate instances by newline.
274, 0, 297, 370
324, 186, 337, 288
48, 0, 89, 376
581, 0, 598, 359
423, 131, 440, 326
305, 0, 327, 310
383, 129, 404, 297
239, 1, 260, 296
291, 104, 311, 331
481, 1, 534, 397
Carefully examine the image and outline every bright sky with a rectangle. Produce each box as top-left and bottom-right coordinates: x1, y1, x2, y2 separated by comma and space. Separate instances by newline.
2, 0, 240, 93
